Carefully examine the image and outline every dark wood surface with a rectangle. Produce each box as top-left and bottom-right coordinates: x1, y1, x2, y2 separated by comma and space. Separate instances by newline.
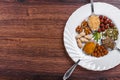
0, 0, 119, 80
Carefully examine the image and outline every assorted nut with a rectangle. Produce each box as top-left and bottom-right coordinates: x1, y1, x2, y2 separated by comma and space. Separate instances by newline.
76, 20, 92, 35
76, 31, 92, 48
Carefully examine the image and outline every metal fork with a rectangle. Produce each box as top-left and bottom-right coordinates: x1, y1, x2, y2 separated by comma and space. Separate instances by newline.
63, 59, 80, 80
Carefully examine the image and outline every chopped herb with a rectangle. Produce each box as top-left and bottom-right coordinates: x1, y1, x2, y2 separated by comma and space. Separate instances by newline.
93, 32, 101, 42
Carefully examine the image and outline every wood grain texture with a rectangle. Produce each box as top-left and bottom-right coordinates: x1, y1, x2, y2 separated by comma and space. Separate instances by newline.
0, 0, 119, 80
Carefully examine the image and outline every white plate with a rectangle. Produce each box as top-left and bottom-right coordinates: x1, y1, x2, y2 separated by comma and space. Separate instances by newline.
63, 2, 120, 71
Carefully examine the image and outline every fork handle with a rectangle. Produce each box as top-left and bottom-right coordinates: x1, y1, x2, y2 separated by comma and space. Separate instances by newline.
90, 0, 94, 14
63, 59, 80, 80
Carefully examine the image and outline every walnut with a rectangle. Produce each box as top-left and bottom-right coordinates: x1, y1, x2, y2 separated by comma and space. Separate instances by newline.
76, 25, 83, 33
84, 27, 92, 35
81, 20, 88, 28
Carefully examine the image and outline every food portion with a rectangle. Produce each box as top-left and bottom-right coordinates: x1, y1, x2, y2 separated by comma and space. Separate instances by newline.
98, 15, 114, 32
77, 39, 83, 48
75, 15, 119, 58
76, 31, 92, 48
103, 28, 119, 40
83, 42, 96, 55
88, 15, 100, 31
93, 44, 108, 57
93, 32, 101, 42
76, 20, 92, 35
101, 37, 115, 50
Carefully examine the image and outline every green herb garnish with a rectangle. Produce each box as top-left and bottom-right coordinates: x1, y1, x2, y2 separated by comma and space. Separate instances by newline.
93, 32, 101, 42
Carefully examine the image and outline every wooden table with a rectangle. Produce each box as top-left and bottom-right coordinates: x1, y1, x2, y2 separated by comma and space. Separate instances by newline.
0, 0, 120, 80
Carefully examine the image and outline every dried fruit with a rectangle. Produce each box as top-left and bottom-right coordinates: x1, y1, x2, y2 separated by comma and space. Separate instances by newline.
99, 15, 103, 19
104, 25, 108, 29
98, 15, 116, 33
98, 28, 101, 33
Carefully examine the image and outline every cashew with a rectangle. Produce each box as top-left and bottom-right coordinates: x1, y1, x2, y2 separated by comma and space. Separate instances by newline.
84, 35, 92, 40
79, 31, 85, 36
80, 37, 89, 43
76, 34, 81, 39
77, 39, 83, 48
